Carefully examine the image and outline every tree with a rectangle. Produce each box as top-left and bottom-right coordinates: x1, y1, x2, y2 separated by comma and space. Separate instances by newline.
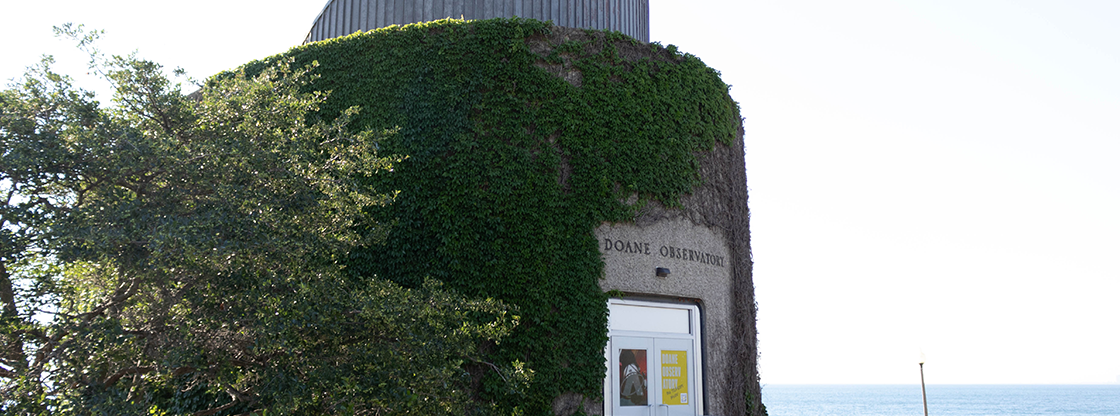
0, 25, 526, 415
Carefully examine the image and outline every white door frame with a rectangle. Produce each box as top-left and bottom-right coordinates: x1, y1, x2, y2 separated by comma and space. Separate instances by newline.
603, 298, 704, 416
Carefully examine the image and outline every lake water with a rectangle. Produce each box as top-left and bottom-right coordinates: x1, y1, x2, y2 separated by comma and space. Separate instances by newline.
761, 384, 1120, 416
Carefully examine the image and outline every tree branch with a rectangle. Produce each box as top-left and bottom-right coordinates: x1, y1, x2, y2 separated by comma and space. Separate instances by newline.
0, 261, 29, 369
192, 400, 239, 416
192, 386, 256, 416
0, 261, 19, 318
103, 365, 155, 387
0, 366, 18, 379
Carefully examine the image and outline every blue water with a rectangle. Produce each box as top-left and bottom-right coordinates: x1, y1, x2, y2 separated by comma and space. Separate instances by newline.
762, 385, 1120, 416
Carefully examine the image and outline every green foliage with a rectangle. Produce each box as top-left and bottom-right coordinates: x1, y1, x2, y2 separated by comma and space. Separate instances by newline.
1, 25, 524, 415
234, 18, 739, 414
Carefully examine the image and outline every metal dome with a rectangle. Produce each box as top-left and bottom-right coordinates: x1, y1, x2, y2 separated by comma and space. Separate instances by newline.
304, 0, 649, 43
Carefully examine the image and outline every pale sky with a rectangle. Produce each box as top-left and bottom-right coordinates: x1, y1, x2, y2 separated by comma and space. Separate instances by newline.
3, 0, 1118, 386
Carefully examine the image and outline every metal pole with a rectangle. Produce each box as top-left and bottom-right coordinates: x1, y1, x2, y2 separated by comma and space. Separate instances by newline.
920, 362, 929, 416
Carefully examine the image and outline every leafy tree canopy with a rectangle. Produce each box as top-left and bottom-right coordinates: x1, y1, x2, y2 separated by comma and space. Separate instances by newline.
0, 25, 526, 415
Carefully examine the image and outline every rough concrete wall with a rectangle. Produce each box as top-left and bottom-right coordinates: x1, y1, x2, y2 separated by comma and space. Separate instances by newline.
685, 123, 758, 416
724, 124, 762, 416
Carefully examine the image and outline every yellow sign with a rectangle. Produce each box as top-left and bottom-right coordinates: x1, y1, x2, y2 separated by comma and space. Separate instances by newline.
661, 350, 689, 405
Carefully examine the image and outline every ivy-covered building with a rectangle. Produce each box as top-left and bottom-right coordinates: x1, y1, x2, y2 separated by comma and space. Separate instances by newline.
251, 0, 761, 414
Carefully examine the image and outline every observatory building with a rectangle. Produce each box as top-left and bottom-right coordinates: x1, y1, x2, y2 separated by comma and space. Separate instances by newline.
292, 1, 761, 415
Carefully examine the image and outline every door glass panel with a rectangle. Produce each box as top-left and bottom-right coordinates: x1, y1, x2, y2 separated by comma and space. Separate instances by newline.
654, 338, 696, 416
612, 336, 654, 416
609, 304, 690, 334
619, 349, 649, 406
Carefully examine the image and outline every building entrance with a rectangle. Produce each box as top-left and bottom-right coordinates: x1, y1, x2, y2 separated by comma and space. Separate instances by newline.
606, 300, 702, 416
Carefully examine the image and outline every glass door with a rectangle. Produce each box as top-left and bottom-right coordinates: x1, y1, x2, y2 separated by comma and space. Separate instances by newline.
606, 300, 702, 416
609, 336, 697, 416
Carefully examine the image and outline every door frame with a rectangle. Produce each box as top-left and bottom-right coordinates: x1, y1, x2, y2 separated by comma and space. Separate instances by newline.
603, 298, 704, 416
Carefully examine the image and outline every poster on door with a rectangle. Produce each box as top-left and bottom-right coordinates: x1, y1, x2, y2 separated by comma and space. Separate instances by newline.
661, 350, 689, 405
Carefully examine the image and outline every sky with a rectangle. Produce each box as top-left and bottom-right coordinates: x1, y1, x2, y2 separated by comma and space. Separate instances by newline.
3, 0, 1118, 386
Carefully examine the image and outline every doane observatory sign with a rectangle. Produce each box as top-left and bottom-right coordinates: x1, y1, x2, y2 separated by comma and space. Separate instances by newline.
601, 238, 727, 268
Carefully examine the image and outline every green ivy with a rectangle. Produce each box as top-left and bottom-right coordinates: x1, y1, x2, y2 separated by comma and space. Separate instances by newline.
232, 18, 738, 415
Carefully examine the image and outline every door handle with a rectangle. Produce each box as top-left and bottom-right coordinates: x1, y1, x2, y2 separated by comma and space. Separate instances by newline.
658, 403, 670, 416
